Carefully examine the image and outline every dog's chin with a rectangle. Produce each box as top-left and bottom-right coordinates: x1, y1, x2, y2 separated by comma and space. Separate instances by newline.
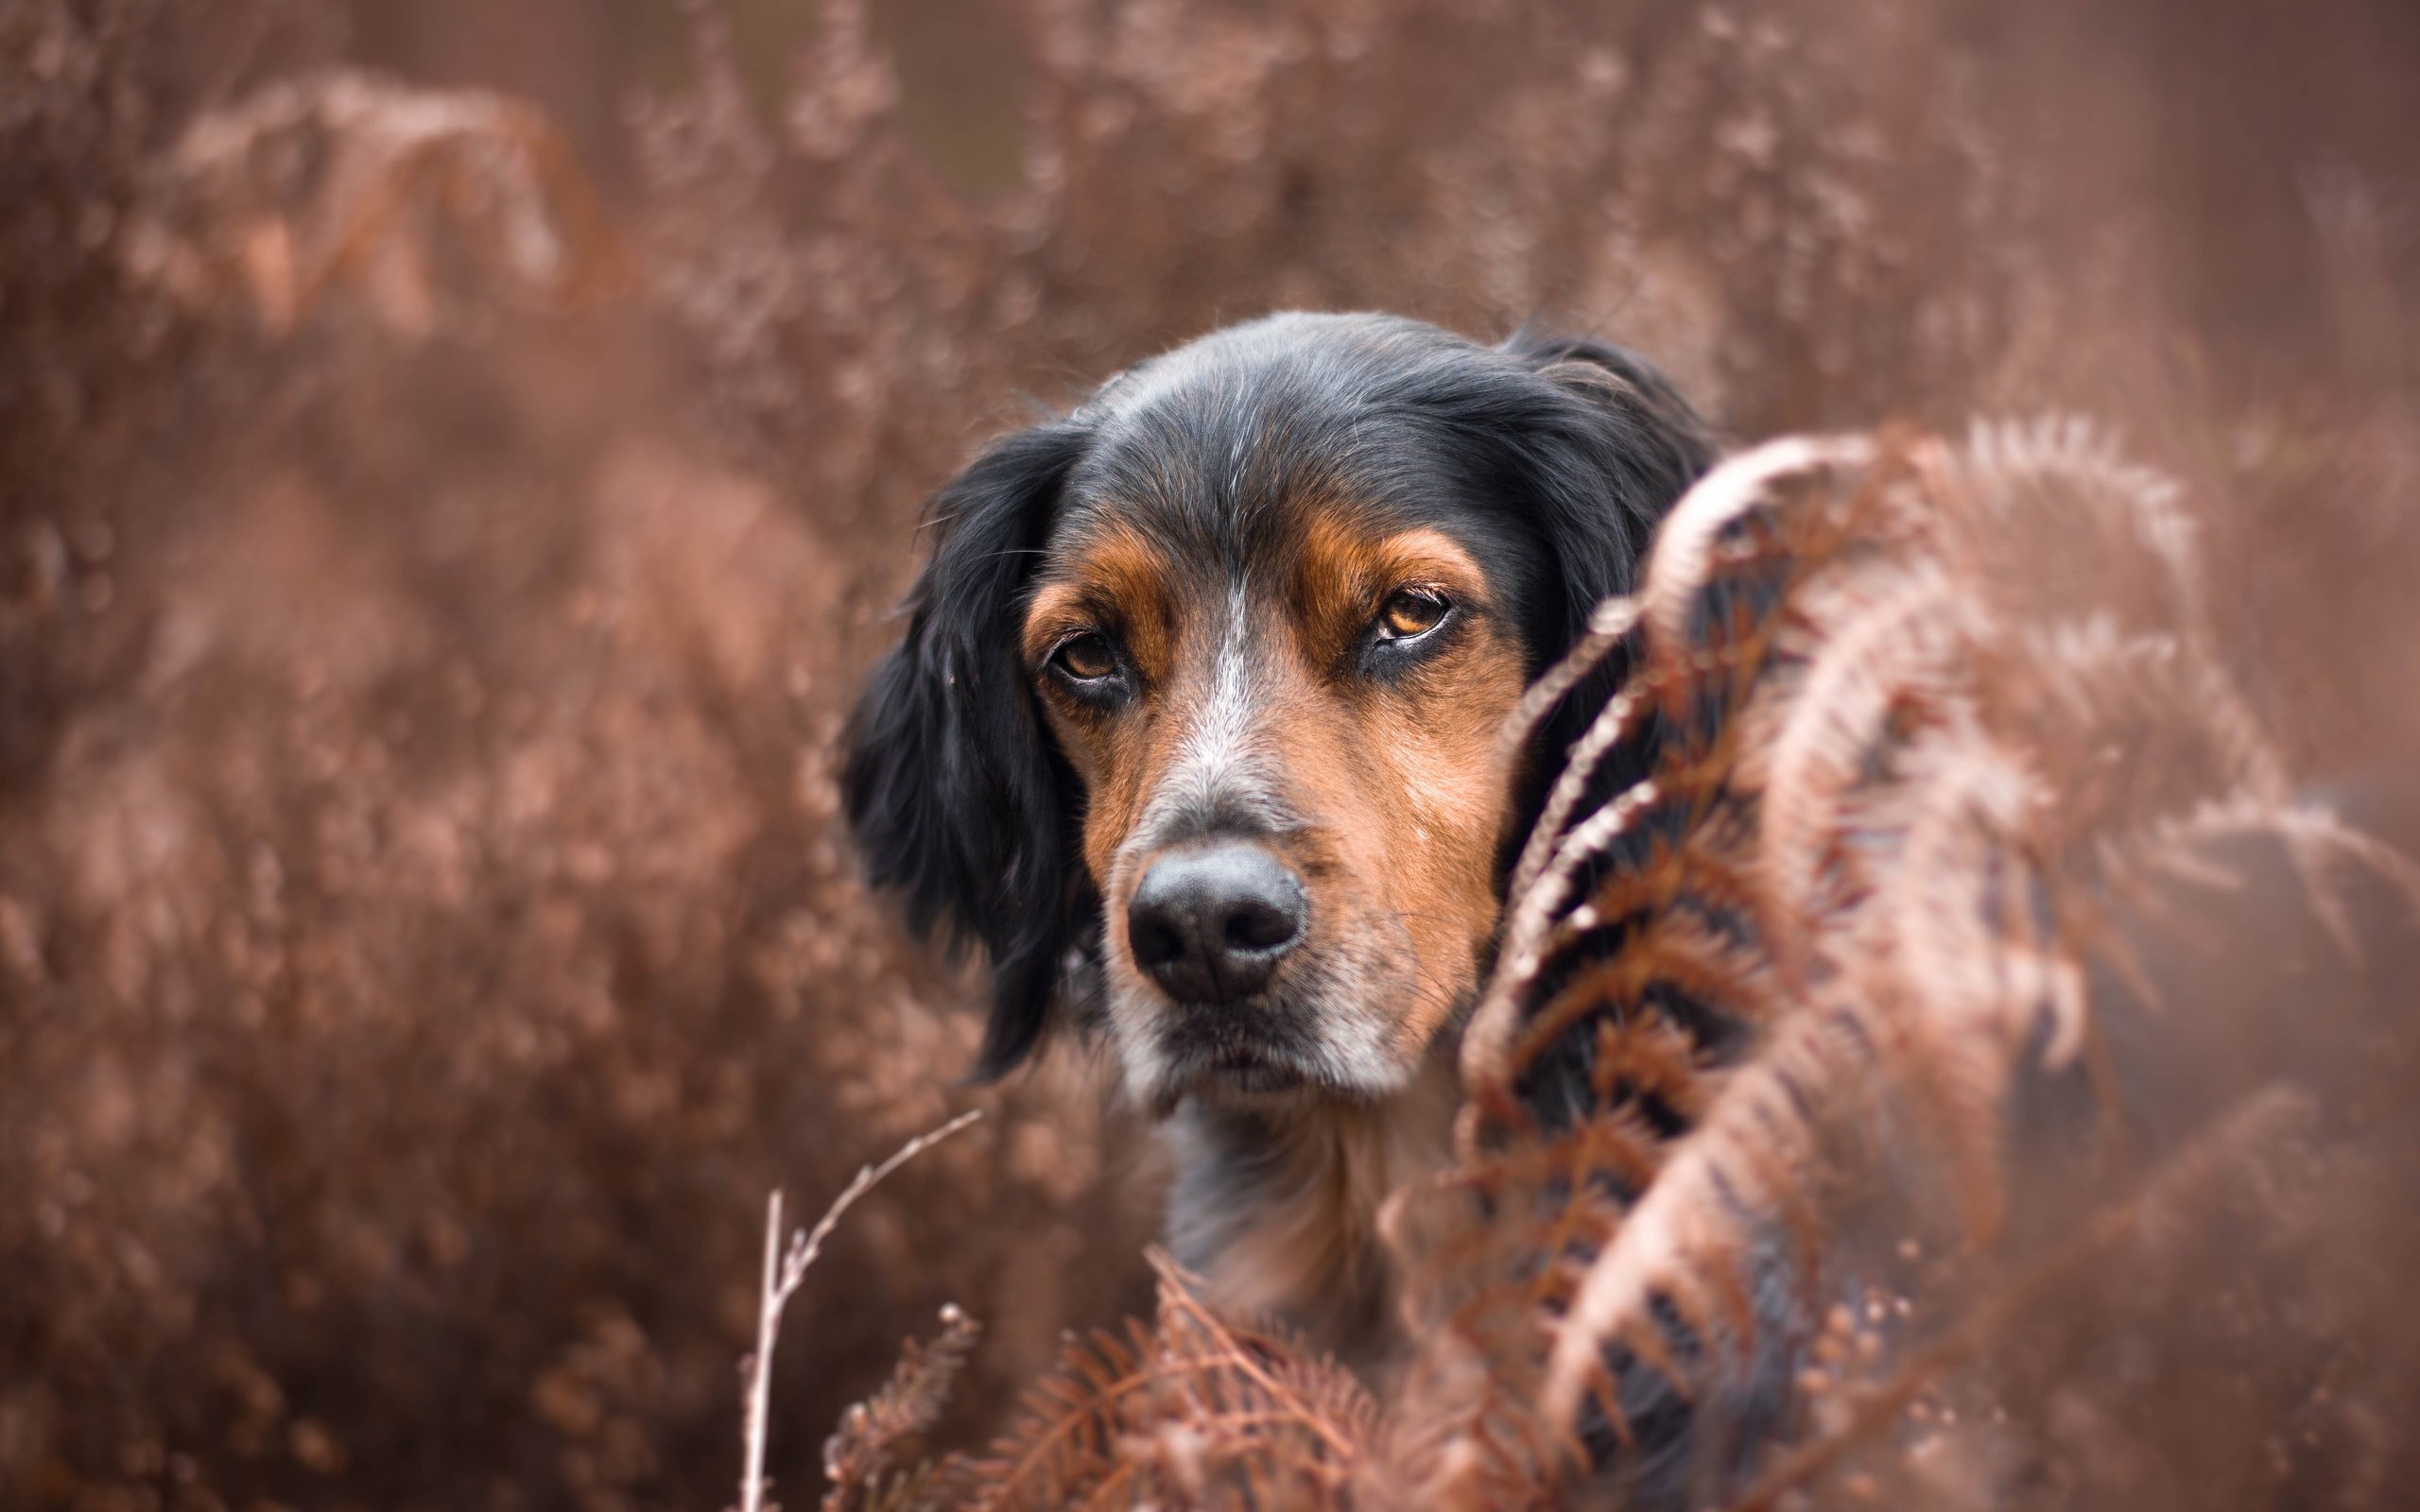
1193, 1054, 1314, 1100
1109, 967, 1434, 1117
1134, 1027, 1408, 1119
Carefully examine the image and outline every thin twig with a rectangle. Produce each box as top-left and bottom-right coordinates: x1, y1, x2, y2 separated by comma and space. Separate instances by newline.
736, 1108, 984, 1512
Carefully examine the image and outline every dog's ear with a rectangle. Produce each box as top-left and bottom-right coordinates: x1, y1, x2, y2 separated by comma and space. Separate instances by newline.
842, 421, 1093, 1080
1500, 328, 1717, 635
1495, 331, 1718, 825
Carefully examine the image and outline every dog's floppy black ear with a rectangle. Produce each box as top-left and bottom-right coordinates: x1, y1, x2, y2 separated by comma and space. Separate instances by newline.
1501, 328, 1717, 629
1495, 331, 1718, 823
842, 421, 1093, 1080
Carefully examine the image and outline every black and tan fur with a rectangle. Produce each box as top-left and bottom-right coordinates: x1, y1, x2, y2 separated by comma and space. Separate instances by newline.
843, 312, 1713, 1357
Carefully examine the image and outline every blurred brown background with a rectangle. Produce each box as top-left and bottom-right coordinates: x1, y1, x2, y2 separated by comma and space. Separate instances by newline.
4, 1, 2417, 1509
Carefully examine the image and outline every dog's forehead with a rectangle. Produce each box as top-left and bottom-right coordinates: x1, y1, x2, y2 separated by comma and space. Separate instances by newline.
1048, 317, 1516, 585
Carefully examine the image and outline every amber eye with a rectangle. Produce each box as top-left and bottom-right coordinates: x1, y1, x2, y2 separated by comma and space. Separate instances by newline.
1377, 588, 1451, 641
1050, 631, 1118, 681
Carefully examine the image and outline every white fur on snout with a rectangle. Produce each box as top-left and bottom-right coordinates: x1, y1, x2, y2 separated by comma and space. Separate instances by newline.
1100, 844, 1175, 1100
1161, 578, 1282, 832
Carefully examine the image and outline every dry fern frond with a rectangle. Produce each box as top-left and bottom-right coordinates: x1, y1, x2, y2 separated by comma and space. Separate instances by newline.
1635, 435, 1877, 655
822, 1306, 984, 1512
1477, 437, 1927, 1104
1386, 1113, 1675, 1509
1947, 416, 2205, 634
1742, 562, 1969, 982
1426, 421, 2420, 1491
970, 1251, 1383, 1512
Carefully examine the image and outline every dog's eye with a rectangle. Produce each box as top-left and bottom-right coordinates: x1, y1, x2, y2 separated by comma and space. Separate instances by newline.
1377, 588, 1451, 642
1050, 632, 1118, 682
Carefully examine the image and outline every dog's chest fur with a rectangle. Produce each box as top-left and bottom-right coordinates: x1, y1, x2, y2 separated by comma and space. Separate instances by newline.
1159, 1051, 1460, 1361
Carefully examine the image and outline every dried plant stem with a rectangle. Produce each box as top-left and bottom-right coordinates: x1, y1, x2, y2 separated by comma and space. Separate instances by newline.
737, 1108, 983, 1512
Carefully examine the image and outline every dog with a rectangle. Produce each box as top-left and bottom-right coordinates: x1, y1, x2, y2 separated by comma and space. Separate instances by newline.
842, 311, 1713, 1357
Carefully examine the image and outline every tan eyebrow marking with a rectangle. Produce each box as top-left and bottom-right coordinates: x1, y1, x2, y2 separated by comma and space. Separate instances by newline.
1021, 522, 1174, 684
1290, 520, 1494, 671
1367, 527, 1489, 600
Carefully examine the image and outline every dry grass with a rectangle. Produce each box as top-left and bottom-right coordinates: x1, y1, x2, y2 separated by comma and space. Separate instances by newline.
3, 1, 2417, 1509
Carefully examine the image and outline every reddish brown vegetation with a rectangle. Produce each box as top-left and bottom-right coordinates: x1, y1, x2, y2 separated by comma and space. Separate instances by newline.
4, 2, 2418, 1510
816, 423, 2419, 1510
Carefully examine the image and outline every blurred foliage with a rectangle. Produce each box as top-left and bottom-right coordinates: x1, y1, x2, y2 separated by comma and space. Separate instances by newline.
2, 0, 2417, 1509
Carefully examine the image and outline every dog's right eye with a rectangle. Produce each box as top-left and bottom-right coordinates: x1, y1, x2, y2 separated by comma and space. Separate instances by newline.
1049, 632, 1119, 683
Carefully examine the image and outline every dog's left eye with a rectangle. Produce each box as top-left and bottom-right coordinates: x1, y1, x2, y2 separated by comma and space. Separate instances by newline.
1376, 588, 1451, 642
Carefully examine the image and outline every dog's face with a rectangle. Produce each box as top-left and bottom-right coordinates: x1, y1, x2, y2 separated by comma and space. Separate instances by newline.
845, 313, 1711, 1109
1024, 470, 1532, 1106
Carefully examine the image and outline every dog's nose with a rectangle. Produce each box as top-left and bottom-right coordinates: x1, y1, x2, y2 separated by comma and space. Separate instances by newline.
1126, 842, 1305, 1005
